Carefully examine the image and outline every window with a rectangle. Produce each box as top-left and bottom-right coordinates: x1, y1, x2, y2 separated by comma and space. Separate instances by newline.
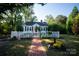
44, 27, 45, 31
43, 27, 45, 31
32, 27, 33, 31
27, 27, 29, 31
45, 27, 46, 31
41, 27, 43, 31
25, 26, 26, 31
30, 27, 31, 31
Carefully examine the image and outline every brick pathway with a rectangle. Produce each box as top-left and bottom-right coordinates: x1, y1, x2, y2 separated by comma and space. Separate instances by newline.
28, 38, 47, 56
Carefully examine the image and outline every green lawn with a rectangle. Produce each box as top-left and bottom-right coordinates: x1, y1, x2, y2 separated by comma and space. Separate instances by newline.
47, 34, 79, 56
0, 34, 79, 56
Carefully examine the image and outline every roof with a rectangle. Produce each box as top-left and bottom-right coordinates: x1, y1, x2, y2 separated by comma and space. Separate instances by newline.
25, 22, 48, 26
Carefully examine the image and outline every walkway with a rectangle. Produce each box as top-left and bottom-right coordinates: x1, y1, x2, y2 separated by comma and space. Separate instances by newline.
28, 38, 47, 56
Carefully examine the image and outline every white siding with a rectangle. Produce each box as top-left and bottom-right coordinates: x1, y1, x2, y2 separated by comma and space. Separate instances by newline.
13, 23, 48, 39
23, 25, 26, 31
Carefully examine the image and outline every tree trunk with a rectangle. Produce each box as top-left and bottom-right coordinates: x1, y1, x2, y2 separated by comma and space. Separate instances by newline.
54, 38, 56, 43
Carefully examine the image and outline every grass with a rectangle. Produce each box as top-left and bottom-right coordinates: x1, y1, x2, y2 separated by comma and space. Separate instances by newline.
46, 34, 79, 56
0, 39, 31, 56
0, 34, 79, 56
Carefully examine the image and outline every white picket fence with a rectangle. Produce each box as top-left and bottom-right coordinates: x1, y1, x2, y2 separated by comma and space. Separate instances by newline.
11, 31, 60, 39
11, 31, 48, 39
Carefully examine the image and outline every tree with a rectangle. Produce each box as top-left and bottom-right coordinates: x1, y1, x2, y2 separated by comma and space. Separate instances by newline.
16, 19, 23, 31
31, 16, 38, 22
0, 3, 34, 14
45, 15, 55, 25
72, 13, 79, 35
0, 7, 23, 33
0, 3, 45, 35
44, 15, 56, 32
21, 6, 34, 22
0, 3, 45, 14
55, 15, 67, 24
0, 10, 16, 34
0, 4, 35, 31
66, 14, 73, 33
66, 6, 79, 34
72, 6, 79, 18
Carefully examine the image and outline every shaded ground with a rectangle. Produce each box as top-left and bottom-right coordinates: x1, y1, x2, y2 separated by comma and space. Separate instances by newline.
0, 39, 31, 56
0, 34, 79, 56
47, 34, 79, 56
0, 40, 10, 55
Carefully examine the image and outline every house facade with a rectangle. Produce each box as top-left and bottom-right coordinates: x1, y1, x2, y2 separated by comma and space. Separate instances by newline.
11, 20, 48, 38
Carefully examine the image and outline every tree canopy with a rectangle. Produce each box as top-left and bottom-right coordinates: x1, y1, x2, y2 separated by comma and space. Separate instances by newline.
0, 3, 45, 34
66, 6, 79, 34
55, 15, 67, 24
44, 15, 56, 25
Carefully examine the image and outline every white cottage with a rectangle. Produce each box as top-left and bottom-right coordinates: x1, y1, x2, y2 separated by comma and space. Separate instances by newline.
11, 20, 48, 38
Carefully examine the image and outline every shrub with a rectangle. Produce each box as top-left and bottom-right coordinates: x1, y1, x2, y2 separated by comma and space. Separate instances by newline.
48, 24, 66, 34
11, 36, 18, 41
53, 40, 64, 48
42, 39, 53, 43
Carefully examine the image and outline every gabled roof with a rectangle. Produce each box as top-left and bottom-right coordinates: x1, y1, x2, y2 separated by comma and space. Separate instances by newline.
25, 22, 48, 26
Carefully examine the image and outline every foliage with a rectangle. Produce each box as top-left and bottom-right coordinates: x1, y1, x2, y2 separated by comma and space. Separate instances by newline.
0, 3, 35, 14
53, 40, 64, 48
35, 26, 40, 32
45, 15, 56, 25
66, 6, 79, 34
72, 13, 79, 35
20, 6, 35, 22
11, 36, 18, 41
0, 3, 45, 35
42, 39, 53, 43
0, 4, 36, 34
48, 24, 66, 34
55, 15, 67, 24
71, 6, 79, 18
45, 34, 79, 56
31, 16, 38, 22
66, 14, 73, 33
48, 31, 52, 35
45, 14, 67, 34
42, 39, 64, 48
0, 9, 23, 32
44, 6, 79, 34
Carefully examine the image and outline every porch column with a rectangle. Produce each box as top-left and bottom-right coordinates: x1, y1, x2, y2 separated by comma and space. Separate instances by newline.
23, 25, 25, 31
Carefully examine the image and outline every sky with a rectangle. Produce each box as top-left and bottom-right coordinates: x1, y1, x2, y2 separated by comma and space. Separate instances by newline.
33, 3, 79, 22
